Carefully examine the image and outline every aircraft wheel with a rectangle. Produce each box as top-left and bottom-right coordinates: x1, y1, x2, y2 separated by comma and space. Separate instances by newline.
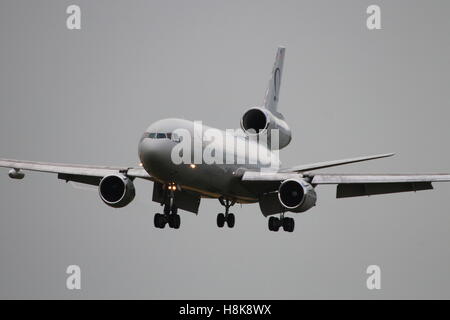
226, 213, 235, 228
217, 213, 225, 228
154, 213, 166, 229
172, 214, 181, 229
175, 214, 181, 229
283, 217, 295, 233
168, 214, 180, 229
268, 216, 280, 232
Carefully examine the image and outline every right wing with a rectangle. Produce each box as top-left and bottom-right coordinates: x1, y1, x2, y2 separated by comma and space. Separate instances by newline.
0, 158, 153, 185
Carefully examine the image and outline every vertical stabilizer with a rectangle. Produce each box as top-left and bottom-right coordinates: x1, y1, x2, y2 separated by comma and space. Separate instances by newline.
263, 46, 285, 112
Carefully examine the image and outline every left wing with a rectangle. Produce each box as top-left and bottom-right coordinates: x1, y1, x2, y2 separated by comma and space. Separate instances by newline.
310, 173, 450, 198
242, 171, 450, 198
278, 153, 395, 173
310, 174, 450, 184
0, 158, 152, 185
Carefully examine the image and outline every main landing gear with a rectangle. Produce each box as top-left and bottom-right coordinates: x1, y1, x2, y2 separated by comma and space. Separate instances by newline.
268, 213, 295, 232
154, 184, 181, 229
217, 197, 236, 228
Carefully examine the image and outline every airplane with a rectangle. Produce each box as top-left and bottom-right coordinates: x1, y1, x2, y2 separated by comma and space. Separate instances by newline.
2, 46, 450, 233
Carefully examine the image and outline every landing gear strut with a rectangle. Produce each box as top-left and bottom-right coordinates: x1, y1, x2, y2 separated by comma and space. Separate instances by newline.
268, 213, 295, 232
154, 184, 181, 229
217, 197, 236, 228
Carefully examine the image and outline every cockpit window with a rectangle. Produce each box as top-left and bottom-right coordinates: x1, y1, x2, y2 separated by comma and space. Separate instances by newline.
156, 133, 166, 139
143, 132, 178, 140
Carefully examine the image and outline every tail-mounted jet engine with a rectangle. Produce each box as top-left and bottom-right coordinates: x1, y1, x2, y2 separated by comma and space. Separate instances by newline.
99, 174, 135, 208
278, 179, 317, 213
240, 107, 292, 149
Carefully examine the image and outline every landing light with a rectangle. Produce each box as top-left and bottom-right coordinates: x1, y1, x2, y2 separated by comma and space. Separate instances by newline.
190, 164, 196, 169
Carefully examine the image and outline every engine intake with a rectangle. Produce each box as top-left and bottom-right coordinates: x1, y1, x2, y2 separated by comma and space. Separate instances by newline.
242, 108, 268, 133
278, 179, 317, 213
240, 107, 292, 149
99, 174, 135, 208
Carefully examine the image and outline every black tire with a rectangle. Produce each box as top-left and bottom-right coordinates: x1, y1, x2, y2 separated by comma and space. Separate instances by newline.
269, 216, 280, 232
289, 218, 295, 232
173, 214, 181, 229
268, 216, 276, 231
283, 217, 295, 232
154, 213, 160, 228
227, 213, 235, 228
217, 213, 225, 228
154, 213, 166, 229
168, 214, 176, 228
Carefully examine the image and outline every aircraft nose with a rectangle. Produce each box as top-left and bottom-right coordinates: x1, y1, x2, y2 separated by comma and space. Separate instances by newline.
138, 138, 170, 174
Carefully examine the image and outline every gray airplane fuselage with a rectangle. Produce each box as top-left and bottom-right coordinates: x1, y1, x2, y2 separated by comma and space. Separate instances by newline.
138, 118, 280, 203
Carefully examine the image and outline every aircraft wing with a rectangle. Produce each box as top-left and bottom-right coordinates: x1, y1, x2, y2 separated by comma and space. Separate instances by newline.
242, 171, 450, 198
278, 153, 395, 173
309, 174, 450, 184
0, 158, 153, 185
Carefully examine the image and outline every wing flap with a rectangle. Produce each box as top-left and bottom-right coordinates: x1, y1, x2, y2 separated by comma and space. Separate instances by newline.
336, 182, 433, 198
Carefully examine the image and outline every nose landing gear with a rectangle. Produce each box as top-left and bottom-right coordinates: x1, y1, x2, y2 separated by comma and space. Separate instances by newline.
217, 198, 236, 228
154, 183, 181, 229
268, 213, 295, 232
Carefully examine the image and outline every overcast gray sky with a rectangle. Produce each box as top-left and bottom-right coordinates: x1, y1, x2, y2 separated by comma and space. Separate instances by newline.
0, 0, 450, 299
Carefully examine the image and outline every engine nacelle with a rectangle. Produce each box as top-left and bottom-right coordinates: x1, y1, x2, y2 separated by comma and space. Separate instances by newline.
8, 168, 25, 179
278, 179, 317, 213
99, 174, 135, 208
240, 107, 292, 149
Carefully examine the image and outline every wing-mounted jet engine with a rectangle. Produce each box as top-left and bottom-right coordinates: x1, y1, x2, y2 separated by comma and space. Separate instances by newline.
99, 174, 135, 208
278, 178, 317, 212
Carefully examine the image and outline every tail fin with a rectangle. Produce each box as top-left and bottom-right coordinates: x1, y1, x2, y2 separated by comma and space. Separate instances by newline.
263, 46, 285, 112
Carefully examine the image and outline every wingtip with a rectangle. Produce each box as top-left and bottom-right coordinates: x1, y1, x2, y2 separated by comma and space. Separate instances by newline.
385, 152, 396, 157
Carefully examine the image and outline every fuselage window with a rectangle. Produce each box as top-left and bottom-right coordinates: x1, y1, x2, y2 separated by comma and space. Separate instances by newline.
156, 133, 166, 139
148, 133, 156, 138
